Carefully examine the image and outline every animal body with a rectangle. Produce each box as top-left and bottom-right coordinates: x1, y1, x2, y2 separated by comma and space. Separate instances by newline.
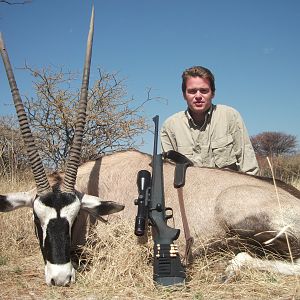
0, 8, 124, 286
74, 150, 300, 278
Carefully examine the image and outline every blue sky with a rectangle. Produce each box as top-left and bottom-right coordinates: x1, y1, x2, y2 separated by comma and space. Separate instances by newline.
1, 0, 300, 154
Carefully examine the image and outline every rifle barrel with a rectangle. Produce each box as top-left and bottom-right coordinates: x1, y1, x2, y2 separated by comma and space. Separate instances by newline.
152, 115, 159, 156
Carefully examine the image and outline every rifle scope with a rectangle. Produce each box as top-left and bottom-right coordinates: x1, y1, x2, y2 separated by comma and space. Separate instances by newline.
134, 169, 151, 236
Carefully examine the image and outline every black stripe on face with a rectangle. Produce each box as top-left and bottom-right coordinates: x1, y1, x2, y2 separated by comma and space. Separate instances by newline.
0, 195, 13, 211
40, 191, 77, 213
33, 191, 80, 265
34, 211, 46, 262
44, 218, 71, 264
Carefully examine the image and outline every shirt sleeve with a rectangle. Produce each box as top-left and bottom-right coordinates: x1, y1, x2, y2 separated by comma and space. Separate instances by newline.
231, 111, 259, 175
160, 121, 177, 153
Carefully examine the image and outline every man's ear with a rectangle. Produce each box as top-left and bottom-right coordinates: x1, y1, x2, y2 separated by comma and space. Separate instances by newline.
0, 188, 36, 212
80, 194, 125, 217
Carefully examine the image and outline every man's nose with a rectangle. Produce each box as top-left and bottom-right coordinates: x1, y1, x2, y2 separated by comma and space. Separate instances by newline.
195, 90, 202, 97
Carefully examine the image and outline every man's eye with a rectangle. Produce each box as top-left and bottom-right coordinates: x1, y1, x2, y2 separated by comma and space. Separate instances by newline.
187, 88, 210, 94
187, 89, 197, 94
200, 89, 209, 94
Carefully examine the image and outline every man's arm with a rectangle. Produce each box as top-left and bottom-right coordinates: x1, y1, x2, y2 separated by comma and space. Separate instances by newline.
160, 122, 177, 153
231, 112, 259, 175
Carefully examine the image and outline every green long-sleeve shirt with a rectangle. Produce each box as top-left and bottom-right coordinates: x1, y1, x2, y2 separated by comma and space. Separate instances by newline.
160, 104, 259, 175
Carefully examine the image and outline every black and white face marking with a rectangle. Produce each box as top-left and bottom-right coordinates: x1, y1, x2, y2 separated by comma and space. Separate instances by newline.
0, 188, 124, 286
33, 191, 81, 286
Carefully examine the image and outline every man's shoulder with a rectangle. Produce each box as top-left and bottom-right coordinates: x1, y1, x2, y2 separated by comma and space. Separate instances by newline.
214, 104, 241, 117
163, 111, 186, 124
215, 104, 237, 112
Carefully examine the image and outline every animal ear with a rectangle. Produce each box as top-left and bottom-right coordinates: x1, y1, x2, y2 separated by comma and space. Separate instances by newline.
0, 189, 36, 212
80, 194, 125, 216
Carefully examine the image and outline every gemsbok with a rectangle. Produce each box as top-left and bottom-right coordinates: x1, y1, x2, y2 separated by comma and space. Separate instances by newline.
73, 149, 300, 280
0, 8, 124, 286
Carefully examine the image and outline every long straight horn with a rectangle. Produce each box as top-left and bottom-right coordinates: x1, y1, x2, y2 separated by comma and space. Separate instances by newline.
62, 6, 94, 193
0, 33, 51, 195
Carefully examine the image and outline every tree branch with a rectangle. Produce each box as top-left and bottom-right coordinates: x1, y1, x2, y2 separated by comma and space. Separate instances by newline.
0, 0, 31, 4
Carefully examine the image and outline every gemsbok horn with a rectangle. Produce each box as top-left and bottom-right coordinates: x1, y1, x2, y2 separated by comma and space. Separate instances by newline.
0, 6, 124, 286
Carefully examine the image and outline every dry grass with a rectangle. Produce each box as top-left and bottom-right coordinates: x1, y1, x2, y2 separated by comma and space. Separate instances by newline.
1, 178, 300, 299
1, 214, 300, 300
258, 154, 300, 188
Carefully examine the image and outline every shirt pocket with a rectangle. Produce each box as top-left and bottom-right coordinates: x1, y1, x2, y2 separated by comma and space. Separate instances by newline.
211, 134, 237, 168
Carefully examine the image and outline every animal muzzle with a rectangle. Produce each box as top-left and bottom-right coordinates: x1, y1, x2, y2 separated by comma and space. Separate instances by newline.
45, 261, 75, 286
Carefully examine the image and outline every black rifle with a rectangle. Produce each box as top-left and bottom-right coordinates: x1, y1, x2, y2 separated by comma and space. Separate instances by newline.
134, 115, 185, 286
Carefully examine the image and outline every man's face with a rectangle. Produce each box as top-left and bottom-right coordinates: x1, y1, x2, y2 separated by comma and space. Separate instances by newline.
184, 76, 214, 117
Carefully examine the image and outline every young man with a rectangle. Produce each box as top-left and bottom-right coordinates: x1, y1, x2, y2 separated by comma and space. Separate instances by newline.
160, 66, 259, 175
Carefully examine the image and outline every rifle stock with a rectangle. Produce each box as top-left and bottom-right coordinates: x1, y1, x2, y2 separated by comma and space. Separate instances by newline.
134, 115, 185, 286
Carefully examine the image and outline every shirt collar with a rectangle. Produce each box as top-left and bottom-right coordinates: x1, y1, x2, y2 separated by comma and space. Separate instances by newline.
185, 104, 214, 128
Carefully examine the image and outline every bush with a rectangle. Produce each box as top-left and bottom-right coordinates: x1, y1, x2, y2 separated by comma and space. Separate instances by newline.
257, 154, 300, 188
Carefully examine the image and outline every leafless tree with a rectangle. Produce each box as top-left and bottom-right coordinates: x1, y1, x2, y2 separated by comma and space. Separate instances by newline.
0, 0, 31, 4
20, 65, 153, 170
0, 116, 29, 180
251, 131, 298, 157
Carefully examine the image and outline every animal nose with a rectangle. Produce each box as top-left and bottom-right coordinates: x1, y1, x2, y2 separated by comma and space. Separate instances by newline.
45, 261, 75, 286
50, 275, 72, 286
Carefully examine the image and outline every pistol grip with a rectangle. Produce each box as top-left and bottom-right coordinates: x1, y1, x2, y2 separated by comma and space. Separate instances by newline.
163, 150, 193, 188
